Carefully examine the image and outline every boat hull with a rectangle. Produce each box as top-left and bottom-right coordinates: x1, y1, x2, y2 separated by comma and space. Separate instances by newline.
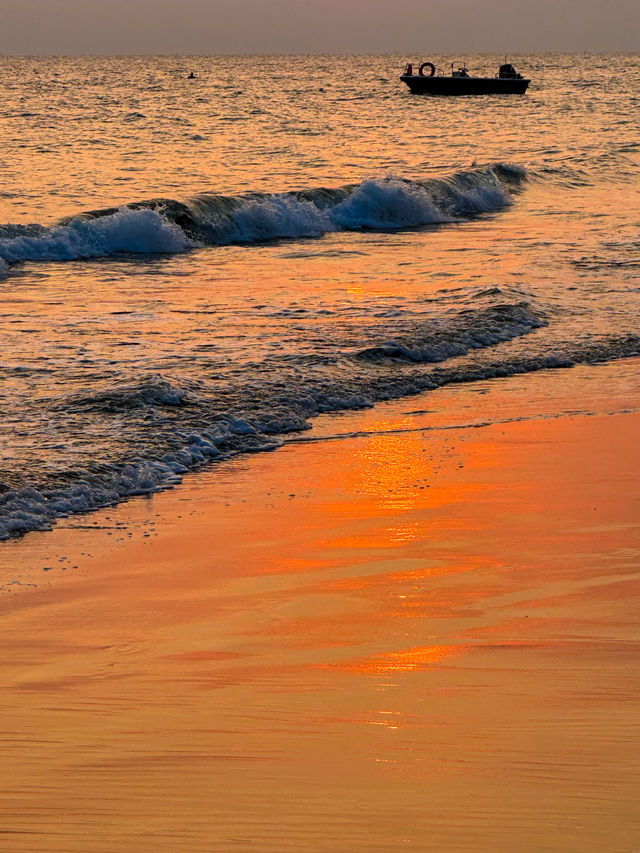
401, 75, 530, 95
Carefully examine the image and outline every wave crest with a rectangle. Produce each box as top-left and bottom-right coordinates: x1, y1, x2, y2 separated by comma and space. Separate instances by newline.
354, 303, 544, 363
0, 207, 194, 266
0, 164, 525, 268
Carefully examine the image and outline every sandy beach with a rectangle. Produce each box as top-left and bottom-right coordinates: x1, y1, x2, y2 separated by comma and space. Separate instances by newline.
1, 357, 639, 852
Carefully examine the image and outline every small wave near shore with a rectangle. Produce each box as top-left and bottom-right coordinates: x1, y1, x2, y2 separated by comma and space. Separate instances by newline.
2, 291, 640, 542
1, 299, 540, 539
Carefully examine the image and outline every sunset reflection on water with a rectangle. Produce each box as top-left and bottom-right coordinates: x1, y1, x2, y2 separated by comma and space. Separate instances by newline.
1, 364, 639, 852
327, 643, 460, 675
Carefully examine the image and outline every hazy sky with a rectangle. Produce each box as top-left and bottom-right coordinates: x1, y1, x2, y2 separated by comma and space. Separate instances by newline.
2, 0, 639, 55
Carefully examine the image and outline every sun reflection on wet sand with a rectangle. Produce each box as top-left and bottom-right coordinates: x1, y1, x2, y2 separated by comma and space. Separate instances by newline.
329, 643, 460, 674
0, 362, 639, 852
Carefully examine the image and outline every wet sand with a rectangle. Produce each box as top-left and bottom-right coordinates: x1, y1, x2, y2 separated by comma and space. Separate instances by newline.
1, 360, 639, 852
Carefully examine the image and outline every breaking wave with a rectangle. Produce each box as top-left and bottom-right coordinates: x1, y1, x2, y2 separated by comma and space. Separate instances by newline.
0, 207, 194, 265
0, 164, 525, 268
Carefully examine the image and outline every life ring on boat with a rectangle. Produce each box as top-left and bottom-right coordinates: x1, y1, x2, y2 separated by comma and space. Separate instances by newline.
419, 62, 436, 78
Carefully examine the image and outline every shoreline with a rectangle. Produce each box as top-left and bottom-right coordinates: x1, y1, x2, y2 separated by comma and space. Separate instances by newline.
1, 358, 639, 852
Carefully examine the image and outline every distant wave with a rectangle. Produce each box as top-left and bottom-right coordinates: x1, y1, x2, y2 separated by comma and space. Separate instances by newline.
0, 164, 525, 269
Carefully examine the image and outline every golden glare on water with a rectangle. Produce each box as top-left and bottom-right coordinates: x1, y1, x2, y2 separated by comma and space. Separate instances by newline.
0, 49, 639, 853
331, 643, 460, 674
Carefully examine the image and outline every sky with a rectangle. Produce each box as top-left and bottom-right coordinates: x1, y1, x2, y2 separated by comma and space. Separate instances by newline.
1, 0, 639, 55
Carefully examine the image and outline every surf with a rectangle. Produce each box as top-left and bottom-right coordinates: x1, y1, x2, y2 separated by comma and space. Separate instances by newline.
0, 164, 525, 271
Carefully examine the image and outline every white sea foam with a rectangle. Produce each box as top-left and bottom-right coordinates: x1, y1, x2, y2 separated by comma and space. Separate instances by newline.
0, 415, 281, 541
331, 178, 448, 229
0, 207, 194, 265
215, 194, 332, 244
448, 183, 513, 215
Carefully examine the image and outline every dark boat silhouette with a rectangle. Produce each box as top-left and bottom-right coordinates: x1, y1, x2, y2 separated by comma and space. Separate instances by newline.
401, 61, 530, 95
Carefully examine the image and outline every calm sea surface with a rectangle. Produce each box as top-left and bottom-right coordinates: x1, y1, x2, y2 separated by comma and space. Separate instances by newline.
0, 54, 638, 538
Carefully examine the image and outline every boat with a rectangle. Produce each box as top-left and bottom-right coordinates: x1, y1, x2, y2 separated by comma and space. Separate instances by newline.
400, 61, 530, 95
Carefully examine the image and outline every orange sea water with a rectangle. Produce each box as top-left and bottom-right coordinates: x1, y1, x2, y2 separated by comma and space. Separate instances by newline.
0, 54, 639, 847
0, 54, 639, 537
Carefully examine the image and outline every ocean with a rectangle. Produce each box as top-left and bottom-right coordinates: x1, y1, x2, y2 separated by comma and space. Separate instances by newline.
0, 53, 638, 540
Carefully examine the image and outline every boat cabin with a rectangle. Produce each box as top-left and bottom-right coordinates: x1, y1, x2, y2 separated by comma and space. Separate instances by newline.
498, 63, 523, 80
